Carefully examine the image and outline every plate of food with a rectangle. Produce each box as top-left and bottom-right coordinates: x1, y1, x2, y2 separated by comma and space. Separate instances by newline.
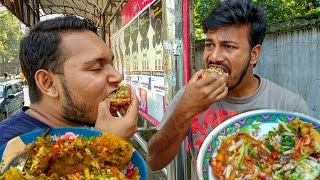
0, 127, 147, 180
197, 110, 320, 180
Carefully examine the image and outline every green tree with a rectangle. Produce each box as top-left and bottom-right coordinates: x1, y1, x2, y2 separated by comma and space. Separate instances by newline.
194, 0, 220, 40
194, 0, 320, 40
255, 0, 320, 24
0, 10, 24, 63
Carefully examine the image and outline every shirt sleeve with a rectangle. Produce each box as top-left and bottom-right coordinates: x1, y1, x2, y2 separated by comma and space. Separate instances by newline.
293, 96, 313, 117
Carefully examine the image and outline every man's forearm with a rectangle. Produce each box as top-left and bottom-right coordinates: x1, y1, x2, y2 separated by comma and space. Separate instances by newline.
147, 109, 194, 170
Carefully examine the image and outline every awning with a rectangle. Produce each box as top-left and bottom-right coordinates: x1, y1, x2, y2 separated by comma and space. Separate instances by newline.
0, 0, 128, 28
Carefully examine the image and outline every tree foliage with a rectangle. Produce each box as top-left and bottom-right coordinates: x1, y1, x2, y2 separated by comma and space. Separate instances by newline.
254, 0, 320, 24
194, 0, 320, 40
194, 0, 220, 40
0, 10, 24, 63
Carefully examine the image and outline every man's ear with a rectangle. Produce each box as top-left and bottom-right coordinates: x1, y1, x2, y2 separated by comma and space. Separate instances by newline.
250, 44, 262, 65
34, 70, 59, 98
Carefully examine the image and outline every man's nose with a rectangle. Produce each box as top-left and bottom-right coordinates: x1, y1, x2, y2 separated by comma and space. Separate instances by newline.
208, 48, 225, 63
108, 68, 123, 83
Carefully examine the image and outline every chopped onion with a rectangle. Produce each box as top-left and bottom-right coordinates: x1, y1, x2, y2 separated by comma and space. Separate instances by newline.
283, 148, 294, 155
282, 163, 295, 171
308, 156, 319, 162
272, 164, 283, 171
271, 135, 282, 146
243, 174, 253, 179
261, 144, 272, 154
260, 172, 267, 177
282, 132, 296, 136
258, 134, 269, 141
300, 147, 306, 155
223, 165, 233, 179
281, 146, 294, 149
229, 139, 243, 151
211, 152, 218, 158
279, 121, 292, 133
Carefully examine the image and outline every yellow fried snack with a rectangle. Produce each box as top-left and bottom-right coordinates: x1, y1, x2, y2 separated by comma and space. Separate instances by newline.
93, 132, 133, 170
0, 132, 138, 179
291, 118, 320, 154
202, 66, 225, 78
109, 85, 131, 106
0, 167, 24, 180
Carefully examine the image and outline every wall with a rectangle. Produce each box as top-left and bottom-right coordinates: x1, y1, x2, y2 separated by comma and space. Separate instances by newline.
256, 27, 320, 119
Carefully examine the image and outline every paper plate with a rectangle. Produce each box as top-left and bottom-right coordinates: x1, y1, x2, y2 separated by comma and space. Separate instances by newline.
0, 127, 147, 180
196, 110, 320, 180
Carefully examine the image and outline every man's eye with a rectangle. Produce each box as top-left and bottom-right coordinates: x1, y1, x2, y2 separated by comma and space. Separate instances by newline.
225, 44, 234, 49
205, 43, 214, 48
92, 68, 102, 71
90, 65, 103, 71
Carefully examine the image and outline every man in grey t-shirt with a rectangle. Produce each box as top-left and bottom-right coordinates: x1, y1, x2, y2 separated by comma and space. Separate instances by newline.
147, 0, 312, 179
163, 75, 311, 160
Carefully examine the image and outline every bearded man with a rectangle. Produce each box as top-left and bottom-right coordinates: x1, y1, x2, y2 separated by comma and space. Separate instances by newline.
0, 16, 139, 146
147, 0, 312, 179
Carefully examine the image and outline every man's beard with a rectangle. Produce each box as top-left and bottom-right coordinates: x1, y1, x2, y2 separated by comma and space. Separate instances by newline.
60, 77, 95, 126
228, 54, 251, 91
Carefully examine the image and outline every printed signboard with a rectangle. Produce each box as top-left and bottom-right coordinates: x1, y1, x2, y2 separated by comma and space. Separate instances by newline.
111, 0, 165, 124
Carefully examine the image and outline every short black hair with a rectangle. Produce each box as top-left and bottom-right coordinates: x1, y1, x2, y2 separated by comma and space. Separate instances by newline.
202, 0, 267, 49
20, 16, 97, 103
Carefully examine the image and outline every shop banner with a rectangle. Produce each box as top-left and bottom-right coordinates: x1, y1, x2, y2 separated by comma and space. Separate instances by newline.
111, 0, 165, 123
121, 0, 154, 26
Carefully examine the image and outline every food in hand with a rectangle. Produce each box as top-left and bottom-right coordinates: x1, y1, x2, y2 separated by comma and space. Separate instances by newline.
210, 118, 320, 180
0, 132, 140, 179
109, 85, 131, 106
202, 66, 225, 78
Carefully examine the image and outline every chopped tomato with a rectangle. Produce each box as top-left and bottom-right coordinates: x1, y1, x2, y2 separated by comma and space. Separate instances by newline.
272, 151, 280, 159
293, 138, 302, 158
210, 159, 223, 176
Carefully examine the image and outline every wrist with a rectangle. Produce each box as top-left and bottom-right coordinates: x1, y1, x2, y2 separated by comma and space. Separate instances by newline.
175, 101, 198, 121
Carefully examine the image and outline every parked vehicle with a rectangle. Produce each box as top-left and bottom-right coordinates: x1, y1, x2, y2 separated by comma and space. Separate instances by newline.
0, 79, 24, 121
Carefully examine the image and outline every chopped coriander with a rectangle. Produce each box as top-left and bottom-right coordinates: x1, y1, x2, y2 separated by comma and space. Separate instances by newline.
266, 143, 273, 152
255, 162, 263, 171
282, 136, 295, 147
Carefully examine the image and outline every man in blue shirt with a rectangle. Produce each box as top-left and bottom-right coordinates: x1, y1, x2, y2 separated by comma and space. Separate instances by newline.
0, 16, 139, 146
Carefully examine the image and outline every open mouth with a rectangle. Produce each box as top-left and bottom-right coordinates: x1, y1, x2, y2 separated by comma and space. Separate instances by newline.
202, 66, 226, 78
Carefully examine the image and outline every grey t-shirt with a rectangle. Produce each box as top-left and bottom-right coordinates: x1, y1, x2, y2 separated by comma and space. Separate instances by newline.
158, 75, 312, 179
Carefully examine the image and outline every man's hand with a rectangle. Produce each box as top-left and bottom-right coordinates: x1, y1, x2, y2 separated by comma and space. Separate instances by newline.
178, 69, 228, 119
94, 92, 139, 141
147, 70, 228, 171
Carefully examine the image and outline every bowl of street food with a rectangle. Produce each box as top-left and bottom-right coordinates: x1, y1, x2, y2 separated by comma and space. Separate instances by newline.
0, 127, 147, 180
197, 110, 320, 180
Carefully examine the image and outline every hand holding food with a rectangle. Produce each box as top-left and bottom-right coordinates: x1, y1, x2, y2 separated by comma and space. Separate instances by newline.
177, 69, 228, 119
95, 91, 139, 141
